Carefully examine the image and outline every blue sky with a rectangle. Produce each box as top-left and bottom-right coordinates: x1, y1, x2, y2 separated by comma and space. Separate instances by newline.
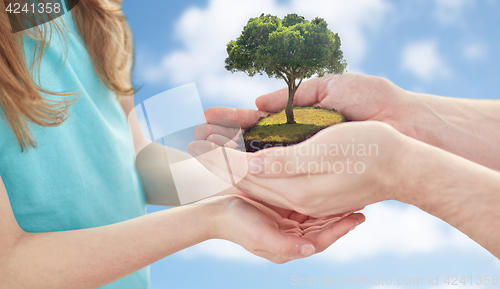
122, 0, 500, 288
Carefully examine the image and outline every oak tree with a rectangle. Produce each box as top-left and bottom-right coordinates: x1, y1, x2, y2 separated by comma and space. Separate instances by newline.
225, 13, 346, 124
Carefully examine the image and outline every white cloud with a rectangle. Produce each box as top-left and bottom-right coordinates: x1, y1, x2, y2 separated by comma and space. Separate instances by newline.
434, 0, 473, 24
401, 40, 451, 81
463, 42, 488, 61
309, 202, 482, 263
139, 0, 393, 108
177, 202, 487, 263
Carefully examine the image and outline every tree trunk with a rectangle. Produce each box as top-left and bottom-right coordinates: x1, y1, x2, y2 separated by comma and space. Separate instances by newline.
286, 86, 296, 124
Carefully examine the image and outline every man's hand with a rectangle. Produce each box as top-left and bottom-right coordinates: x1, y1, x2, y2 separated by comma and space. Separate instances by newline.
190, 121, 407, 217
203, 73, 415, 136
194, 72, 500, 259
196, 121, 500, 260
203, 72, 500, 171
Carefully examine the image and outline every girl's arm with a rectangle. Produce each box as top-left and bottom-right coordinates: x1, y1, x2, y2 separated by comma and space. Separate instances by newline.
120, 95, 184, 205
0, 175, 362, 289
0, 174, 219, 289
120, 96, 238, 206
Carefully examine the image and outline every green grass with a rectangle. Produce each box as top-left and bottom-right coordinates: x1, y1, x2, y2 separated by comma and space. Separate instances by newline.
243, 106, 346, 150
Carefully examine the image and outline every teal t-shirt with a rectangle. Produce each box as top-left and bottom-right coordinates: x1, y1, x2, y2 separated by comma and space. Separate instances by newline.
0, 12, 149, 289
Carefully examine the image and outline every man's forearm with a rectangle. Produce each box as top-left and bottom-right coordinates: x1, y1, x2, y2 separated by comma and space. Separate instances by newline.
400, 138, 500, 258
408, 92, 500, 170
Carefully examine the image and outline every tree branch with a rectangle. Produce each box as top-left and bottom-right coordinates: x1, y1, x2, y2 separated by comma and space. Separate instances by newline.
297, 77, 303, 88
296, 67, 305, 89
277, 69, 291, 86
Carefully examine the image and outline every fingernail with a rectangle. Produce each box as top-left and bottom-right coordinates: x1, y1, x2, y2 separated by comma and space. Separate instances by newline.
300, 244, 315, 257
248, 156, 263, 174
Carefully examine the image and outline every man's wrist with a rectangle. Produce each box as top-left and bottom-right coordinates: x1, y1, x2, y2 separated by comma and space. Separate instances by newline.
401, 141, 500, 255
401, 91, 442, 146
403, 92, 500, 170
393, 136, 454, 210
396, 137, 498, 221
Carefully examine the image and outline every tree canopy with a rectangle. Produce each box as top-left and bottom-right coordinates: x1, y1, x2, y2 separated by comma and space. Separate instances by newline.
225, 13, 347, 124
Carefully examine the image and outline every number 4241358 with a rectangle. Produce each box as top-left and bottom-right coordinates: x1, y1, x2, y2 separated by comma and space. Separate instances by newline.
5, 2, 62, 14
444, 275, 498, 286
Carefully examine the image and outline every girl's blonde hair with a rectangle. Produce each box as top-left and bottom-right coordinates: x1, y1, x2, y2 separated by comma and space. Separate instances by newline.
0, 0, 134, 151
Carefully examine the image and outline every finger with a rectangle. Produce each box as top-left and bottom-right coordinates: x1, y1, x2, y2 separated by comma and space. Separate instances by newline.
188, 141, 299, 209
203, 107, 271, 130
240, 170, 366, 218
187, 141, 240, 186
248, 200, 294, 219
205, 134, 239, 149
246, 121, 370, 178
300, 211, 354, 232
241, 196, 305, 221
234, 195, 291, 225
255, 77, 322, 112
245, 138, 329, 179
234, 178, 298, 210
235, 198, 318, 263
257, 237, 316, 264
305, 213, 365, 253
193, 123, 241, 141
265, 234, 317, 263
289, 211, 310, 224
317, 72, 394, 121
188, 140, 247, 180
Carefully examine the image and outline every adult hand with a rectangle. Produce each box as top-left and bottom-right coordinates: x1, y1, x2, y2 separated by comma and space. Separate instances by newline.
208, 193, 365, 264
258, 72, 411, 127
202, 72, 417, 137
190, 121, 407, 217
191, 72, 500, 260
197, 117, 500, 261
203, 72, 500, 171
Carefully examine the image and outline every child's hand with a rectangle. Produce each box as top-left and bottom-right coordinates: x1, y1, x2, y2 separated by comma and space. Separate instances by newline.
205, 195, 364, 264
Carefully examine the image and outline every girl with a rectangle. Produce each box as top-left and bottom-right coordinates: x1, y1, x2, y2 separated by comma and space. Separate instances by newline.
0, 1, 364, 288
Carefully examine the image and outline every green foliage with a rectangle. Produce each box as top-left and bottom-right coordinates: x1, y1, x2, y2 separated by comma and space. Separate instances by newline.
225, 13, 347, 82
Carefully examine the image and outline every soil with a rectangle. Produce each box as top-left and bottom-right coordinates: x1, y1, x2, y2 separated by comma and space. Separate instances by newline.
241, 106, 348, 152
